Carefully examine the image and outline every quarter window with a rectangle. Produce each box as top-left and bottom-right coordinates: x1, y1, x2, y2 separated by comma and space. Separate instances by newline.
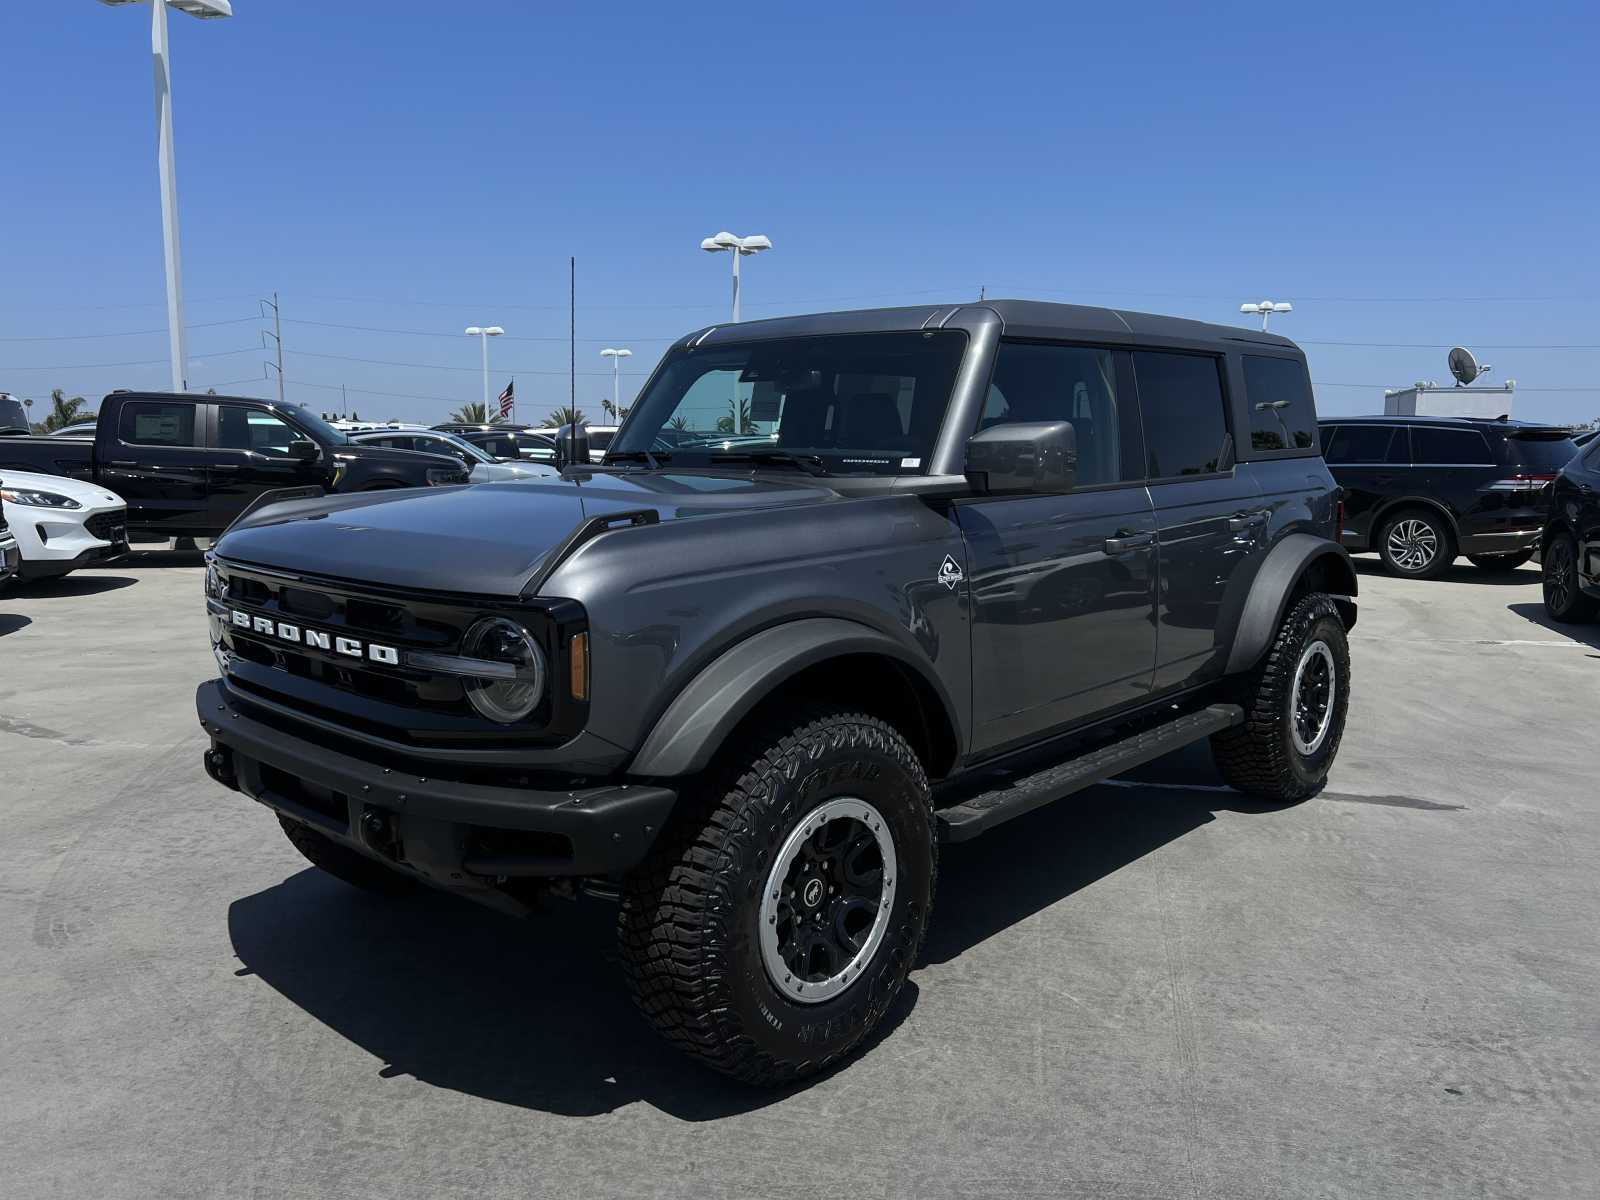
1132, 351, 1230, 478
1412, 427, 1493, 465
981, 343, 1138, 486
118, 401, 197, 447
1243, 355, 1318, 451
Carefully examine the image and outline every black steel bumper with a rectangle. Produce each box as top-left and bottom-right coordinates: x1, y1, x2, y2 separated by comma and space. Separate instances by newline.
195, 679, 675, 888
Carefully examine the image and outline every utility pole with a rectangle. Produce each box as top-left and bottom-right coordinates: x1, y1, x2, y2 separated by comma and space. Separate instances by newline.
260, 292, 285, 405
341, 383, 348, 418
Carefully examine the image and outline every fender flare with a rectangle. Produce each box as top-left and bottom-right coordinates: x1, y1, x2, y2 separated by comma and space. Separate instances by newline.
629, 617, 959, 778
1225, 534, 1358, 675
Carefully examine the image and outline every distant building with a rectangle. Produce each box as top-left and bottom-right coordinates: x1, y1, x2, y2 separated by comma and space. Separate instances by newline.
1383, 380, 1516, 420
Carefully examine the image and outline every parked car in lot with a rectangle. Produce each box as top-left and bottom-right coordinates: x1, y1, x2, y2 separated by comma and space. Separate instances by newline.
431, 423, 557, 463
0, 392, 470, 542
349, 428, 557, 481
198, 300, 1357, 1084
0, 482, 18, 586
0, 469, 127, 580
1, 395, 29, 434
1541, 434, 1600, 622
1318, 415, 1578, 578
50, 420, 99, 438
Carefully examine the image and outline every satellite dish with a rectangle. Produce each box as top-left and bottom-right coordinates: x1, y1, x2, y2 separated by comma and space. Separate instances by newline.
1448, 346, 1480, 387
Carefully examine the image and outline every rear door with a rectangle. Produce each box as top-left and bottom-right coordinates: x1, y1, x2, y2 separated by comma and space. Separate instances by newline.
957, 341, 1157, 753
207, 403, 325, 528
104, 399, 211, 535
1134, 350, 1268, 692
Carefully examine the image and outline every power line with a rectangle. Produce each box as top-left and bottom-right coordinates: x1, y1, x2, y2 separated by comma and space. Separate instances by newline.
278, 316, 676, 343
286, 347, 645, 377
0, 346, 261, 371
0, 315, 262, 342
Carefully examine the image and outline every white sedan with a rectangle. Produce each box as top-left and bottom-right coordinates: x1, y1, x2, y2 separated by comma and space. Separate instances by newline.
0, 469, 128, 581
349, 430, 558, 482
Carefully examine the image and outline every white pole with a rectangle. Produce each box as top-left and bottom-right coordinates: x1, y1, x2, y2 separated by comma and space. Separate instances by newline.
479, 331, 490, 413
731, 249, 741, 323
151, 0, 189, 391
612, 356, 620, 411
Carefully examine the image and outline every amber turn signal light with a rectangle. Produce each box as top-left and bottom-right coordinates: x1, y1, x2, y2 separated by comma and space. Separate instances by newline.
569, 632, 589, 701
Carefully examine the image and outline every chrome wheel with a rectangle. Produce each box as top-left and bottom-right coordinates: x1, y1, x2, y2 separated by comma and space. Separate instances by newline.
759, 797, 896, 1005
1290, 639, 1336, 756
1386, 518, 1439, 572
1545, 537, 1575, 613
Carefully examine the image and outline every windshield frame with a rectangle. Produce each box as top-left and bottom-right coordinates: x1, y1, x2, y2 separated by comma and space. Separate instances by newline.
280, 404, 350, 446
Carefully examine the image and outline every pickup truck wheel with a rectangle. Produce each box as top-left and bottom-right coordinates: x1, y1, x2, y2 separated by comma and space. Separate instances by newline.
1542, 531, 1598, 623
1211, 594, 1350, 803
1377, 509, 1455, 579
619, 708, 935, 1086
1467, 550, 1534, 572
276, 815, 416, 895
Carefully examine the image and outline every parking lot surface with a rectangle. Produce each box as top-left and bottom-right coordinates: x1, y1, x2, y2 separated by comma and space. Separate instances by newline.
3, 554, 1597, 1199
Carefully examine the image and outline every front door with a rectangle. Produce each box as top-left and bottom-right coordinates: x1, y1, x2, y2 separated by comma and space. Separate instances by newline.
104, 398, 211, 536
1131, 350, 1269, 692
208, 404, 324, 528
958, 341, 1157, 755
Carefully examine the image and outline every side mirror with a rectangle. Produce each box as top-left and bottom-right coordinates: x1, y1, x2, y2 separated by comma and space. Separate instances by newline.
965, 420, 1077, 495
553, 423, 591, 472
289, 438, 319, 461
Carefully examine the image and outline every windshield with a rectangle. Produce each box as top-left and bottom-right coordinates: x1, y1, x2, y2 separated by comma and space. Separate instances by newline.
609, 331, 967, 474
283, 406, 350, 446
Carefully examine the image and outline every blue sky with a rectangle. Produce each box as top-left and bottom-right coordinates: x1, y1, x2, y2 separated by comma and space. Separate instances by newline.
3, 1, 1597, 425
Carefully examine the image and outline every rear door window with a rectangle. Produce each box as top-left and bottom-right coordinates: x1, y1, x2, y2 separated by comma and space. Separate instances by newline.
1412, 427, 1493, 465
1132, 351, 1231, 478
118, 401, 198, 447
1242, 355, 1318, 451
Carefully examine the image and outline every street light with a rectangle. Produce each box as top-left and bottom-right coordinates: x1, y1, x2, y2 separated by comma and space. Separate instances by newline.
464, 326, 505, 417
97, 1, 233, 392
700, 231, 772, 322
599, 348, 632, 413
1240, 299, 1293, 332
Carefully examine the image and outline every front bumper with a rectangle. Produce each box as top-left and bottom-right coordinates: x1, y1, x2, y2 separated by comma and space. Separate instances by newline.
0, 535, 17, 581
196, 678, 675, 891
8, 502, 128, 576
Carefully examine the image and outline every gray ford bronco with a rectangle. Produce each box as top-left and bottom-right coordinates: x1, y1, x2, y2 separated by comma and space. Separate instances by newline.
197, 300, 1356, 1084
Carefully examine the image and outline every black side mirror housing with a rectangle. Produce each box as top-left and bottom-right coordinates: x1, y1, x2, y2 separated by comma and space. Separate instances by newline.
554, 423, 591, 472
964, 420, 1077, 495
289, 438, 320, 461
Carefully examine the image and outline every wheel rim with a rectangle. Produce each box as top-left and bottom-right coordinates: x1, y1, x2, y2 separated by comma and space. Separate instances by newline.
1386, 518, 1439, 571
759, 797, 897, 1005
1290, 639, 1337, 756
1546, 539, 1574, 611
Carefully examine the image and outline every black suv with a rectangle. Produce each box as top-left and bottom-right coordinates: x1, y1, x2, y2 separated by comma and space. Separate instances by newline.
1542, 433, 1600, 622
1318, 415, 1578, 578
432, 423, 555, 462
197, 301, 1357, 1083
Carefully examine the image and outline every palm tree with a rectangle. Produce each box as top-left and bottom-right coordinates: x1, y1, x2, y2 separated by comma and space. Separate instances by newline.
715, 397, 753, 435
448, 401, 489, 424
600, 398, 631, 423
42, 388, 87, 433
668, 416, 690, 431
542, 406, 588, 427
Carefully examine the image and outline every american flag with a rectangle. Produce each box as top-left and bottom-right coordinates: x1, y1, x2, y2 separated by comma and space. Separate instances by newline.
496, 379, 514, 421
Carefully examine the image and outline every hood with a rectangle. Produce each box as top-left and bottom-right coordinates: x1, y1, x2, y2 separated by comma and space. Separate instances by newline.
0, 469, 124, 508
214, 470, 843, 596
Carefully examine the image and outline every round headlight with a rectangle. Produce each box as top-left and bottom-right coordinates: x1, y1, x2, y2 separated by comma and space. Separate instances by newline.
461, 617, 546, 724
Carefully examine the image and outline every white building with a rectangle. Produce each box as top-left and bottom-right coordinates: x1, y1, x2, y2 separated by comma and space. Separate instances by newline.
1383, 380, 1516, 420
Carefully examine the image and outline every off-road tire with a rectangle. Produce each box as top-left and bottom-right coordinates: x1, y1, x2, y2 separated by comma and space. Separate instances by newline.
1542, 530, 1598, 623
277, 815, 416, 895
619, 708, 936, 1086
1377, 508, 1455, 579
1467, 550, 1534, 572
1211, 594, 1351, 803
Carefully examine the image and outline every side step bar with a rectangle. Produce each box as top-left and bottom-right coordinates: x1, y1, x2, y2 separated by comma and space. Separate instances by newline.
936, 703, 1244, 842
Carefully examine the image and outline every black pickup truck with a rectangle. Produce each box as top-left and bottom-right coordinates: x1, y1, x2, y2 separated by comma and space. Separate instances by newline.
0, 392, 469, 540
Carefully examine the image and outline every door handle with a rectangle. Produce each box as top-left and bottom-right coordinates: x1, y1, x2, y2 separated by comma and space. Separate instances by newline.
1228, 512, 1268, 532
1104, 531, 1154, 554
211, 464, 240, 471
109, 460, 138, 467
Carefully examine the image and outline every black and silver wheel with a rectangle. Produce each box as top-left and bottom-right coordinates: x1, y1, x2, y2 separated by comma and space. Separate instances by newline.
620, 707, 935, 1085
1467, 550, 1534, 572
1212, 593, 1351, 802
1542, 531, 1597, 623
1378, 510, 1454, 579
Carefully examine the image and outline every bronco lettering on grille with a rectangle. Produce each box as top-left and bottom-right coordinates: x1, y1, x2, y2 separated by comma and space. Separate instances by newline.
230, 608, 399, 665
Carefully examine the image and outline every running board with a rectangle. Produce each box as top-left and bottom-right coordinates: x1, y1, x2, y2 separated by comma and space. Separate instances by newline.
936, 703, 1244, 842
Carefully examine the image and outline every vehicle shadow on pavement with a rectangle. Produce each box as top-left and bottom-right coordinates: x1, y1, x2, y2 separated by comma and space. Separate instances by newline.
117, 548, 208, 569
1506, 601, 1600, 651
1350, 558, 1539, 587
10, 574, 136, 598
0, 613, 32, 637
227, 872, 914, 1119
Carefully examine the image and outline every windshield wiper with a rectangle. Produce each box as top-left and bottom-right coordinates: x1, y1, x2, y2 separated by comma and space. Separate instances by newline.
603, 449, 670, 468
710, 450, 829, 476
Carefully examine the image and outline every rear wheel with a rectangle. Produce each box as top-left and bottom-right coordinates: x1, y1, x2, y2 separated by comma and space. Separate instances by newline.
1212, 594, 1351, 802
277, 815, 416, 895
1378, 509, 1455, 579
1542, 531, 1597, 623
1467, 550, 1534, 572
619, 708, 935, 1085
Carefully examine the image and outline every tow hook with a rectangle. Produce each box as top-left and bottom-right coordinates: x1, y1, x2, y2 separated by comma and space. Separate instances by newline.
358, 807, 402, 862
203, 746, 238, 791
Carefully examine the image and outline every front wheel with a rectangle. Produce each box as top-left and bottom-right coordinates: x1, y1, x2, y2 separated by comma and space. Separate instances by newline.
1212, 594, 1352, 803
1467, 550, 1534, 572
619, 708, 935, 1085
1542, 531, 1598, 623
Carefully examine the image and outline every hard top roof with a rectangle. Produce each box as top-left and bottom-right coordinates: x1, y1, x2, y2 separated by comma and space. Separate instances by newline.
1323, 414, 1566, 432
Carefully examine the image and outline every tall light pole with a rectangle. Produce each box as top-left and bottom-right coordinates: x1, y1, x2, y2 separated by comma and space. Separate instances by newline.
464, 326, 504, 417
97, 1, 233, 392
700, 231, 772, 322
599, 347, 632, 414
1240, 299, 1293, 332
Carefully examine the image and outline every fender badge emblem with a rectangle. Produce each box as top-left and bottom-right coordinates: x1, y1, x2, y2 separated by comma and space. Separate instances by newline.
937, 554, 964, 590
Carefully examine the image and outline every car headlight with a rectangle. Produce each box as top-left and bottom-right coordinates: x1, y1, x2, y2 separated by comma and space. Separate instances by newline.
1, 487, 81, 509
461, 616, 546, 723
426, 467, 470, 487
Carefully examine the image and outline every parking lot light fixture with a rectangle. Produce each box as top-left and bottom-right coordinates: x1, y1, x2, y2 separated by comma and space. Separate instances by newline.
1240, 300, 1293, 332
465, 326, 505, 413
96, 0, 234, 391
700, 232, 772, 323
599, 348, 632, 413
